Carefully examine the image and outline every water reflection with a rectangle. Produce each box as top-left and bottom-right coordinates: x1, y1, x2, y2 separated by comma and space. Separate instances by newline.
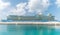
7, 24, 55, 35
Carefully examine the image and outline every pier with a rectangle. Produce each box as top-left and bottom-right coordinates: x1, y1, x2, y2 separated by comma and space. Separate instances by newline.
0, 22, 59, 25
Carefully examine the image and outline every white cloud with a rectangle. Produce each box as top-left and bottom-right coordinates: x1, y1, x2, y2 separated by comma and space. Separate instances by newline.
0, 0, 10, 21
56, 0, 60, 7
0, 0, 10, 10
27, 0, 50, 14
11, 0, 50, 16
10, 3, 27, 16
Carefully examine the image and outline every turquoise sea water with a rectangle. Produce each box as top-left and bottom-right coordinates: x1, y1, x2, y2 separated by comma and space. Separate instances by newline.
0, 24, 60, 35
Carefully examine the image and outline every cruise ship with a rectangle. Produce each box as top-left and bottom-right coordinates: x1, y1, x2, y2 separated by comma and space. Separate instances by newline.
2, 14, 55, 22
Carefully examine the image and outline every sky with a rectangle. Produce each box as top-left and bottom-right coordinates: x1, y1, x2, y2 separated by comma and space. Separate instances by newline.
0, 0, 60, 21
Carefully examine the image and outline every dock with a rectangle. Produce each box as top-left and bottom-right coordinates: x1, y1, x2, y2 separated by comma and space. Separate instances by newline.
0, 22, 60, 26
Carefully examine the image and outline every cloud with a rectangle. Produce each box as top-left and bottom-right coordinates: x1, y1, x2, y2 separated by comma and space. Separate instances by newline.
0, 0, 10, 21
27, 0, 50, 14
11, 0, 50, 16
0, 0, 10, 10
10, 3, 27, 16
56, 0, 60, 7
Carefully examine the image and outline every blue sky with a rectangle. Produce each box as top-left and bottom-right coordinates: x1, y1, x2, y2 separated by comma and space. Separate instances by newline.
0, 0, 60, 21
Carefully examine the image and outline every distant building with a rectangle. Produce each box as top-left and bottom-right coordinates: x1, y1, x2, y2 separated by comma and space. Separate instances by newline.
2, 14, 55, 22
